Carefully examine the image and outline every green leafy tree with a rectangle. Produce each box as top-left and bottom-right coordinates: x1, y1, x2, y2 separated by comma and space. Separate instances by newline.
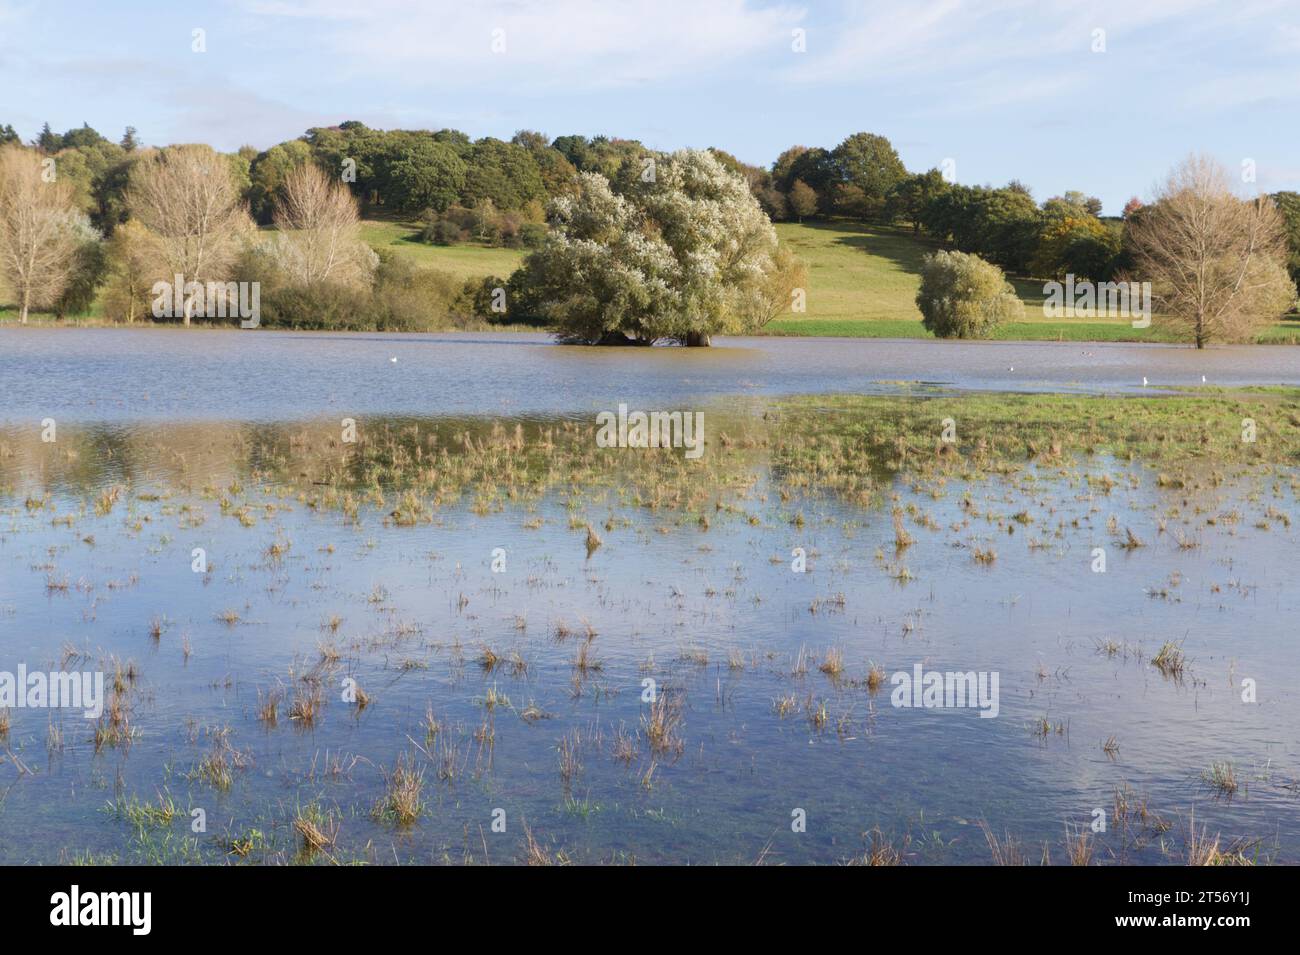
772, 146, 834, 212
305, 121, 386, 204
829, 132, 906, 219
888, 169, 948, 234
461, 138, 544, 210
379, 136, 467, 214
921, 184, 1041, 272
54, 216, 107, 318
36, 122, 61, 152
1272, 191, 1300, 290
512, 130, 578, 198
247, 139, 314, 223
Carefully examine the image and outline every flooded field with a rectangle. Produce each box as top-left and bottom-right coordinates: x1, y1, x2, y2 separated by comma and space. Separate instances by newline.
1, 332, 1298, 864
6, 328, 1300, 422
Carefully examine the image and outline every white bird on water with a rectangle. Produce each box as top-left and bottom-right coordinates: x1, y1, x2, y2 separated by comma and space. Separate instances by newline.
1142, 376, 1148, 387
391, 356, 398, 363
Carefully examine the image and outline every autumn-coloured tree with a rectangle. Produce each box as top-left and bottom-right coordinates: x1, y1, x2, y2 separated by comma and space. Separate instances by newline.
754, 246, 809, 328
1128, 155, 1295, 347
127, 144, 254, 324
101, 218, 155, 323
0, 145, 88, 323
788, 179, 818, 222
271, 162, 375, 289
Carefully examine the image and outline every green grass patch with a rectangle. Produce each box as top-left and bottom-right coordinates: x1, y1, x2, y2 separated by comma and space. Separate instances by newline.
770, 219, 1297, 344
359, 220, 525, 284
774, 387, 1300, 483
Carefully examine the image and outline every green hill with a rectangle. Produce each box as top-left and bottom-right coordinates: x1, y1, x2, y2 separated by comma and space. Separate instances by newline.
370, 217, 1298, 343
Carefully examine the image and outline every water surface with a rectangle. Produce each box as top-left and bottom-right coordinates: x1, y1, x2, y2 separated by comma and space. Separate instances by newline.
4, 328, 1300, 423
0, 333, 1296, 865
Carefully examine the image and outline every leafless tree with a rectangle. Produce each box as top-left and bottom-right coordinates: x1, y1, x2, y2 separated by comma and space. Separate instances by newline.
1129, 154, 1295, 347
0, 146, 85, 324
272, 162, 374, 288
126, 144, 254, 324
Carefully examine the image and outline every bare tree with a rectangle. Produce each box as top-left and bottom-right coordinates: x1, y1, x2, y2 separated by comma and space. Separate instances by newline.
1128, 154, 1295, 347
0, 146, 85, 324
271, 162, 374, 288
127, 144, 253, 324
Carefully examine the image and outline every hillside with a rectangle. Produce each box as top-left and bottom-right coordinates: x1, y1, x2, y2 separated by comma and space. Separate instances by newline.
371, 217, 1300, 343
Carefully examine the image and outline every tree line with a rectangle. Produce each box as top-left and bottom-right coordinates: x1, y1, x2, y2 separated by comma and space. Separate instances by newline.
0, 120, 1296, 346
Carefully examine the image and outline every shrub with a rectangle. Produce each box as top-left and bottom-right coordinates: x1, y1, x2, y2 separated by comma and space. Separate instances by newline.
369, 254, 464, 330
915, 249, 1022, 339
519, 222, 547, 248
421, 218, 463, 245
463, 275, 547, 327
258, 281, 375, 330
257, 251, 469, 331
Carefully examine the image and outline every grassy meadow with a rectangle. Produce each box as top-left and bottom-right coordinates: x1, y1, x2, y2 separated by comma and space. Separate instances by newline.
364, 217, 1300, 344
358, 219, 527, 284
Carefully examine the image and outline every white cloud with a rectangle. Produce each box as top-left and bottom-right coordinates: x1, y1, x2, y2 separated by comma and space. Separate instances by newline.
778, 0, 1242, 98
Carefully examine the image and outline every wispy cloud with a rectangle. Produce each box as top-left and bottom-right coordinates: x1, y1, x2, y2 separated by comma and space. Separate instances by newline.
2, 0, 1298, 208
238, 0, 806, 89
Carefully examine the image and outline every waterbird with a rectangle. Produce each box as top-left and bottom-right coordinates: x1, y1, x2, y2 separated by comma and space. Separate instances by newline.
390, 356, 398, 363
1142, 376, 1148, 386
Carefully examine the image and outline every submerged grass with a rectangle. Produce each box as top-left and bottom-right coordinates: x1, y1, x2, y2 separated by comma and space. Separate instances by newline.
3, 384, 1297, 866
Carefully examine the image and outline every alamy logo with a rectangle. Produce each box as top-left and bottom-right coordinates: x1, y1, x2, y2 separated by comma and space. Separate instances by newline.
595, 403, 704, 459
50, 886, 151, 935
0, 666, 104, 719
1043, 274, 1151, 328
151, 275, 261, 328
890, 664, 1000, 718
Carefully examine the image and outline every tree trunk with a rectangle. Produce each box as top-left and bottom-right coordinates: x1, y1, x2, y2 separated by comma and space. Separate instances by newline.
684, 331, 711, 347
19, 288, 29, 325
595, 330, 650, 346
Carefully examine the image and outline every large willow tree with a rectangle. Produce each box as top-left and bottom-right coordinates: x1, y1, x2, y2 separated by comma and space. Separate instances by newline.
511, 149, 785, 346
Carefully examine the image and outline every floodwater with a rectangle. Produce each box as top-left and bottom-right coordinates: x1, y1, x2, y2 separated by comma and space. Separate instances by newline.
0, 329, 1297, 864
3, 328, 1300, 423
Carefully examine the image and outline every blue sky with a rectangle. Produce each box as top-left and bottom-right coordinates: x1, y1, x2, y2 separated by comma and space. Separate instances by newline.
2, 0, 1298, 213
